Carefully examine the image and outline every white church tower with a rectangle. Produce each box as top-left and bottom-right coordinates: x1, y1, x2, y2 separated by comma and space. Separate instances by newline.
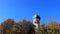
33, 14, 40, 29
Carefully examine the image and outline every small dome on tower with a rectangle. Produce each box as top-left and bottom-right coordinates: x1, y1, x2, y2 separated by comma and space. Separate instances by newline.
33, 14, 40, 20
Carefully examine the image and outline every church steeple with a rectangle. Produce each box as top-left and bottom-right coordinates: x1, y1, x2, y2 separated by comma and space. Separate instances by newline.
33, 13, 40, 29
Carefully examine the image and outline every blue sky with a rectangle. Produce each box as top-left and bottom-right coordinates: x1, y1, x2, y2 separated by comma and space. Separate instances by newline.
0, 0, 60, 25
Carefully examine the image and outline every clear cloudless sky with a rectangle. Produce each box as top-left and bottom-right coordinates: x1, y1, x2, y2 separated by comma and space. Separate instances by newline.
0, 0, 60, 25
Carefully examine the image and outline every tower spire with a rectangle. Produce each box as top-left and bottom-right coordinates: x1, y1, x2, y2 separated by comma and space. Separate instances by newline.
33, 11, 40, 29
35, 10, 38, 15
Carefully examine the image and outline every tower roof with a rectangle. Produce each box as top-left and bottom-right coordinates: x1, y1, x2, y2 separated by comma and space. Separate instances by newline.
33, 14, 40, 20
